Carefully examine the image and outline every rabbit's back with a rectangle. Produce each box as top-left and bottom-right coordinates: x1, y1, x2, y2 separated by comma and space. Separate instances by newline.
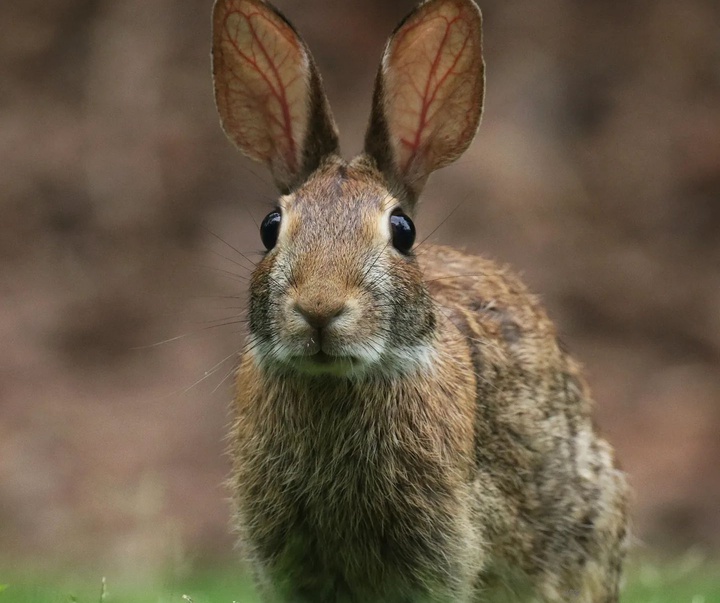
423, 244, 629, 599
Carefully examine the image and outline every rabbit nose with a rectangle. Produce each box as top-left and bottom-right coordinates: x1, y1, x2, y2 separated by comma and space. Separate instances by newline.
293, 300, 346, 330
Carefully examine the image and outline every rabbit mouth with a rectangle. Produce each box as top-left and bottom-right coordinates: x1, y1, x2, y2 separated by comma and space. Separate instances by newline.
290, 351, 361, 376
310, 351, 339, 364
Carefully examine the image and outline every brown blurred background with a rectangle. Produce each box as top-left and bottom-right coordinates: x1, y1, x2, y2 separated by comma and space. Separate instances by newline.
1, 0, 719, 580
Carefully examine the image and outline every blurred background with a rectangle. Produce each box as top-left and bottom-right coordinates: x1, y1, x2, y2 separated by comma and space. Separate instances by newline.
1, 0, 719, 582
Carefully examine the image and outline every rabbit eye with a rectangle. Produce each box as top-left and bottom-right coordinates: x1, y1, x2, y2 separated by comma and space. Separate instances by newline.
390, 209, 416, 254
260, 210, 282, 250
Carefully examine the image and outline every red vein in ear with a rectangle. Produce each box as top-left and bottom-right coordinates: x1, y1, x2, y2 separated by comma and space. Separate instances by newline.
386, 1, 479, 177
407, 16, 469, 159
221, 5, 300, 172
401, 15, 470, 170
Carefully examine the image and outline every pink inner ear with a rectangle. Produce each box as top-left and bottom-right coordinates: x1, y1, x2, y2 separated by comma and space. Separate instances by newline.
383, 0, 483, 180
213, 0, 309, 180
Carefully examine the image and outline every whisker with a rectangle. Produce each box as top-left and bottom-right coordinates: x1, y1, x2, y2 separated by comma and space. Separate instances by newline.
189, 264, 249, 283
415, 197, 468, 253
133, 320, 249, 350
200, 224, 259, 271
174, 350, 241, 396
211, 363, 240, 394
132, 332, 195, 350
361, 242, 390, 285
204, 248, 255, 275
193, 315, 249, 326
195, 318, 250, 330
379, 192, 398, 213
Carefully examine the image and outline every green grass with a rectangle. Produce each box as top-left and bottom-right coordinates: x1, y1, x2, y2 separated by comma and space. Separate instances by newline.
2, 554, 719, 602
621, 553, 720, 603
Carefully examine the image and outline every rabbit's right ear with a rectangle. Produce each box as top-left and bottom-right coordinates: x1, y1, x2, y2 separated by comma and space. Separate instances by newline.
364, 0, 484, 203
212, 0, 339, 193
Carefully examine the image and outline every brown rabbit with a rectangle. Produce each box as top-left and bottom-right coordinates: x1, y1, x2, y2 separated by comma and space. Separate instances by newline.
212, 0, 629, 601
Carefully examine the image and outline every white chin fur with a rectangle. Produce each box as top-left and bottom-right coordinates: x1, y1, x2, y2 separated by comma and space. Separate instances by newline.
246, 335, 436, 379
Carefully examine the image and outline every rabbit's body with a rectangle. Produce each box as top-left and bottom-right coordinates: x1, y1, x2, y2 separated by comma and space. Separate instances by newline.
212, 0, 629, 600
229, 163, 627, 603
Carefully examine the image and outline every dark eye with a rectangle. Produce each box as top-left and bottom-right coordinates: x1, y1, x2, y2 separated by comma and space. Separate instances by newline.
260, 210, 282, 250
390, 209, 416, 253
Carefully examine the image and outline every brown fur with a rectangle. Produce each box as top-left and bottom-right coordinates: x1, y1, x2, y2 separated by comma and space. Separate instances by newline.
214, 1, 630, 601
229, 161, 629, 603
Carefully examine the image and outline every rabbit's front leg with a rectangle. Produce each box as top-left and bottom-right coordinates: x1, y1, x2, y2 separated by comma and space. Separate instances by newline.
532, 554, 623, 603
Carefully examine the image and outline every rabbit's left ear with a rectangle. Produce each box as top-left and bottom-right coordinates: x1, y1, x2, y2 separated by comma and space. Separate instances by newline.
212, 0, 339, 193
364, 0, 484, 202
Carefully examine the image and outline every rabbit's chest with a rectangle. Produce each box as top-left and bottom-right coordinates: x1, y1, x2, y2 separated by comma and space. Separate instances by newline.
239, 410, 471, 598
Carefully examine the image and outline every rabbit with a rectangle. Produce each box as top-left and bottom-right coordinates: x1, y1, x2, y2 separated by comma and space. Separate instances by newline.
211, 0, 630, 601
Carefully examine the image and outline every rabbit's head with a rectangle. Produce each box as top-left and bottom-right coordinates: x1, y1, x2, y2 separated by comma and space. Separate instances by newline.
212, 0, 484, 377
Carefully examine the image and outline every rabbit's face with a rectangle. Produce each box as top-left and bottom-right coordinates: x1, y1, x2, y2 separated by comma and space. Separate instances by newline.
248, 160, 437, 378
213, 0, 484, 378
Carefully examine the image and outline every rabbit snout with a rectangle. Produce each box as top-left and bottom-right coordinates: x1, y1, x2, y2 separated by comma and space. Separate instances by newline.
292, 297, 346, 331
274, 273, 382, 374
286, 288, 361, 350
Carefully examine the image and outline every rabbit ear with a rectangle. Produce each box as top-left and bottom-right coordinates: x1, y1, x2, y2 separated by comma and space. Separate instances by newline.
364, 0, 484, 201
212, 0, 339, 193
